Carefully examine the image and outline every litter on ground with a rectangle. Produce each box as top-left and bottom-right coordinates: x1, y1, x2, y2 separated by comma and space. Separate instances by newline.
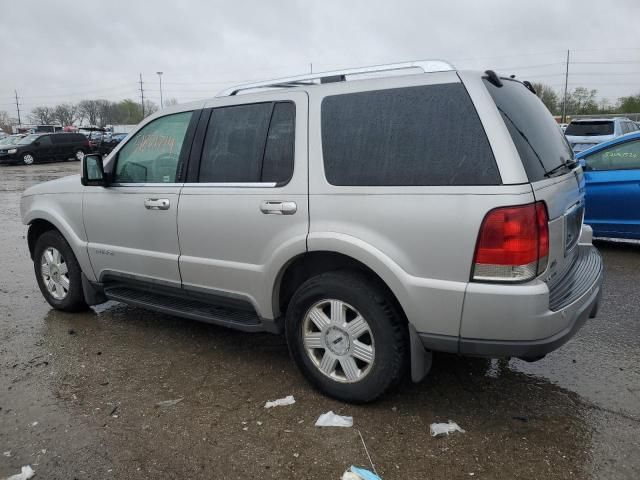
6, 465, 35, 480
430, 420, 465, 437
341, 466, 382, 480
315, 411, 353, 427
264, 395, 295, 408
155, 398, 184, 408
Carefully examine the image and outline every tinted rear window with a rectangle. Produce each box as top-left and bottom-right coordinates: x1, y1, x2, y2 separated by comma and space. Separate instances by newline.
321, 83, 500, 186
565, 121, 614, 136
483, 78, 574, 181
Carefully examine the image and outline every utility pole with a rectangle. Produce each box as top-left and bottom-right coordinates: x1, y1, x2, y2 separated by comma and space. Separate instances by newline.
310, 62, 313, 74
139, 73, 145, 118
14, 90, 21, 126
157, 72, 164, 109
562, 50, 570, 123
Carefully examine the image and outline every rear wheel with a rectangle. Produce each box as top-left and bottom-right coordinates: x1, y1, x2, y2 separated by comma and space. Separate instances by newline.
22, 152, 35, 165
73, 149, 85, 161
285, 271, 407, 403
33, 230, 88, 312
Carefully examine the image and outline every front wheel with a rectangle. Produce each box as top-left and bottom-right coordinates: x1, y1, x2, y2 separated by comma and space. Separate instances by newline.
22, 152, 35, 165
33, 230, 88, 312
285, 271, 408, 403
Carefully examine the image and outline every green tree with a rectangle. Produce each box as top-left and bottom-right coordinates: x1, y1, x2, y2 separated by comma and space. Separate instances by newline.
532, 83, 559, 115
564, 87, 599, 115
617, 93, 640, 114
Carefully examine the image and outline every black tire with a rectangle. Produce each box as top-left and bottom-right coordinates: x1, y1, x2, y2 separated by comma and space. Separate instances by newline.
21, 152, 35, 165
33, 230, 88, 312
285, 271, 408, 403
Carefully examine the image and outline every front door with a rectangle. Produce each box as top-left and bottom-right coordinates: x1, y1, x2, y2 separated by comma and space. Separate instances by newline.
583, 138, 640, 238
83, 110, 196, 287
177, 92, 308, 318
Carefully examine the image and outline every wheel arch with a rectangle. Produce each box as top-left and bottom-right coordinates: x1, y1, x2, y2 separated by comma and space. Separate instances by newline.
275, 250, 408, 327
27, 219, 60, 259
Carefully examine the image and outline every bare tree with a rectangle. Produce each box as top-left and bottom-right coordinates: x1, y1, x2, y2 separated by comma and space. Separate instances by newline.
30, 106, 57, 125
78, 100, 102, 126
0, 110, 13, 133
143, 100, 159, 117
164, 97, 179, 107
54, 103, 79, 126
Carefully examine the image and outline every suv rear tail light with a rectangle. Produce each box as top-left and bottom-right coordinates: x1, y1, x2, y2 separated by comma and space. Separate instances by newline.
472, 202, 549, 282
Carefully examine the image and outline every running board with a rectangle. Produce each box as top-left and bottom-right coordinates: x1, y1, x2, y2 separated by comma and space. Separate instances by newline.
103, 285, 279, 333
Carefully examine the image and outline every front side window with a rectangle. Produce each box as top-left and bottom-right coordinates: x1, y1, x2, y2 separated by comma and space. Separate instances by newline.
114, 111, 193, 183
198, 101, 295, 183
584, 140, 640, 171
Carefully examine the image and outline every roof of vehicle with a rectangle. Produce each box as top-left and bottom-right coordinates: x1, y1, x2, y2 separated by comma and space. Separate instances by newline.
575, 130, 640, 158
216, 60, 456, 97
569, 117, 631, 123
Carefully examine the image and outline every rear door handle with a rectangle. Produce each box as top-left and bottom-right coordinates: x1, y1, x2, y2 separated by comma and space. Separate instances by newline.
260, 201, 297, 215
144, 198, 170, 210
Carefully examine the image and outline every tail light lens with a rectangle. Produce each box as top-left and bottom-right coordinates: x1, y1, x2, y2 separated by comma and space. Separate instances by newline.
473, 202, 549, 282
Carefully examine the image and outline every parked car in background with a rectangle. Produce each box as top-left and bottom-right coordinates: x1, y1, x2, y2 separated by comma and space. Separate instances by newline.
577, 131, 640, 240
20, 61, 602, 402
0, 132, 89, 165
98, 132, 128, 155
565, 117, 638, 153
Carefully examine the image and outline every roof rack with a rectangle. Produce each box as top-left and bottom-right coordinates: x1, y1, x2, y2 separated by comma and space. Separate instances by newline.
216, 60, 455, 97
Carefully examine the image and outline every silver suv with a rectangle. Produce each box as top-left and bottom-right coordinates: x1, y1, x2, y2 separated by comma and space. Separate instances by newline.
21, 61, 603, 402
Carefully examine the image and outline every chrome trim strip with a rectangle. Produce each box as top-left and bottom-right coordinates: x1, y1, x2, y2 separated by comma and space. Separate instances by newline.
109, 183, 183, 188
182, 182, 278, 188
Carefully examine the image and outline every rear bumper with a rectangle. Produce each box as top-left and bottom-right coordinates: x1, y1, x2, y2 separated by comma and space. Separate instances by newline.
421, 243, 603, 358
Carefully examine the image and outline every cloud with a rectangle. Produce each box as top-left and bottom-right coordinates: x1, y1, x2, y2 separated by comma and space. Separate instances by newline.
1, 0, 638, 114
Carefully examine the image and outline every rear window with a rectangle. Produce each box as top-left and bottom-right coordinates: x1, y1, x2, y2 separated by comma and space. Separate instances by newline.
321, 83, 500, 186
483, 78, 574, 181
565, 121, 614, 136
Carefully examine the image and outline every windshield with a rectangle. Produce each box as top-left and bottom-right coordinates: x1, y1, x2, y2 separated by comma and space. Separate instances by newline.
483, 77, 574, 181
18, 134, 41, 145
565, 121, 614, 136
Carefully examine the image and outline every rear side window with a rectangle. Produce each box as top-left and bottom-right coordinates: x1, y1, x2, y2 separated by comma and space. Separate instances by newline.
484, 78, 574, 181
565, 121, 614, 136
51, 135, 64, 144
321, 84, 499, 186
199, 101, 295, 183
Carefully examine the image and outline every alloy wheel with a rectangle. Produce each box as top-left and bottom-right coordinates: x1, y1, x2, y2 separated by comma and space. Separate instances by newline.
40, 247, 69, 300
302, 299, 375, 383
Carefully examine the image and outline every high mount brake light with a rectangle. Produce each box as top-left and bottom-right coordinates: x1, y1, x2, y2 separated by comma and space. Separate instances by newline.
473, 202, 549, 282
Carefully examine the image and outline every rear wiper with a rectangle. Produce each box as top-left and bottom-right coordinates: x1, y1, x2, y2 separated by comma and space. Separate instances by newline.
544, 160, 578, 178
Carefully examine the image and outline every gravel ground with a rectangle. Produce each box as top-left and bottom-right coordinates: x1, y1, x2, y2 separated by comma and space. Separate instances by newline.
1, 163, 639, 479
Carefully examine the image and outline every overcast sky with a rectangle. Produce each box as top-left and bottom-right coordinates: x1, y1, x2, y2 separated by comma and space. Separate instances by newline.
1, 0, 638, 117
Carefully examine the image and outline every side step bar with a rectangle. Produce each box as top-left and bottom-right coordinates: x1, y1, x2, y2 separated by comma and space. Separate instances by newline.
103, 285, 280, 333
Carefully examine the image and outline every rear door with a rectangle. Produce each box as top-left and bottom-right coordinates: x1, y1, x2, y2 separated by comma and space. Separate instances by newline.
582, 138, 640, 238
177, 92, 308, 319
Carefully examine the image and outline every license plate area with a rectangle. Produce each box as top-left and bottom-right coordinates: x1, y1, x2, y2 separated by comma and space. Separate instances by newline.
564, 202, 584, 256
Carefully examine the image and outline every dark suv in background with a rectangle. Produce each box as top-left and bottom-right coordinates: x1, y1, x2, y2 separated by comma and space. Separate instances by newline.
0, 132, 89, 165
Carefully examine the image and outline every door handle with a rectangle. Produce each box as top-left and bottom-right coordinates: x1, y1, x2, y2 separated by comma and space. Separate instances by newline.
144, 198, 170, 210
260, 200, 297, 215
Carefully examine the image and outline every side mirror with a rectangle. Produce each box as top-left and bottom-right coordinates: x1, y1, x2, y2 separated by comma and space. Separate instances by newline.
81, 154, 107, 186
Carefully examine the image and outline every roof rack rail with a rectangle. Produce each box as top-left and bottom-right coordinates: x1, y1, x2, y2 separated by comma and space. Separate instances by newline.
216, 59, 455, 97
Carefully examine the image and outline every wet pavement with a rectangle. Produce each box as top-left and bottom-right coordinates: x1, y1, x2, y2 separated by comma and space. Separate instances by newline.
1, 163, 639, 479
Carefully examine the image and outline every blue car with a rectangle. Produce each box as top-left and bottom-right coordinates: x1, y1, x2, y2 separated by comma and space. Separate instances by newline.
576, 131, 640, 239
